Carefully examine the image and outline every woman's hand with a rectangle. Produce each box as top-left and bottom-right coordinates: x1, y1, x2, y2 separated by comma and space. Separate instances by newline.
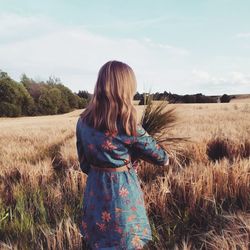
131, 159, 141, 173
164, 157, 169, 166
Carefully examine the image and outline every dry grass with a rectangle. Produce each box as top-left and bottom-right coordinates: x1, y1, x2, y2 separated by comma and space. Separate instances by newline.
0, 102, 249, 249
230, 96, 250, 103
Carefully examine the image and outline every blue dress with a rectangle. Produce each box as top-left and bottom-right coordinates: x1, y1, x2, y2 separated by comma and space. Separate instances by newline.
76, 117, 168, 250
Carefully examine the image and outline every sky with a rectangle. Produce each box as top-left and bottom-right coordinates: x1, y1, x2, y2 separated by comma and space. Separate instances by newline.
0, 0, 250, 95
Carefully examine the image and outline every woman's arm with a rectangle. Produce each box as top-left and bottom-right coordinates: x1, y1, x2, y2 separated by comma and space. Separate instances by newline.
76, 118, 90, 175
130, 125, 169, 166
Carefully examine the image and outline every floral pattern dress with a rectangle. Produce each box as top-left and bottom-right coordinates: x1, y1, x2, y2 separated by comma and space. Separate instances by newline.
76, 117, 169, 250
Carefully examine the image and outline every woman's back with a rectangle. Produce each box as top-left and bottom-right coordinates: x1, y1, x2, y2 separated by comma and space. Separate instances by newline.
76, 117, 168, 174
76, 60, 169, 249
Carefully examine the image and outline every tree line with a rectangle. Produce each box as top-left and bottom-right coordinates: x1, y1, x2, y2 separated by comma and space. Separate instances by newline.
134, 91, 235, 104
0, 70, 91, 117
0, 70, 236, 117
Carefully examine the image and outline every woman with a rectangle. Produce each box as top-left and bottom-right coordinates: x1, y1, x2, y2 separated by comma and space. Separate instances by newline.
76, 60, 169, 250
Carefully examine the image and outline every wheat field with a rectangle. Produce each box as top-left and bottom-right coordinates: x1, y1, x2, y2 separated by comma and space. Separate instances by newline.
0, 102, 249, 250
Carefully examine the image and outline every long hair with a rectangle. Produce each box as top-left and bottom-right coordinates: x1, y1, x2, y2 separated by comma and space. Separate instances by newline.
80, 60, 138, 136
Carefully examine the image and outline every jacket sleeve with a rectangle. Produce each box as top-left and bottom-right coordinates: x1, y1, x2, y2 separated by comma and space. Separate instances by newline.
76, 118, 90, 175
130, 124, 169, 166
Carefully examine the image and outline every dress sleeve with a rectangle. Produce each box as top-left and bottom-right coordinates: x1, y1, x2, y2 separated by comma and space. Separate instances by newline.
76, 118, 90, 175
130, 124, 169, 166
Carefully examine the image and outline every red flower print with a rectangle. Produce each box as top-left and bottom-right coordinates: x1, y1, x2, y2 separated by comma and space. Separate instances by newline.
131, 235, 143, 248
96, 222, 106, 231
105, 130, 118, 137
143, 228, 148, 236
104, 194, 112, 202
124, 138, 131, 144
127, 214, 136, 222
136, 198, 144, 205
152, 152, 158, 158
82, 221, 87, 230
114, 225, 123, 234
119, 187, 129, 197
101, 211, 111, 222
156, 144, 161, 150
88, 144, 95, 151
115, 207, 122, 213
102, 140, 117, 150
130, 206, 137, 211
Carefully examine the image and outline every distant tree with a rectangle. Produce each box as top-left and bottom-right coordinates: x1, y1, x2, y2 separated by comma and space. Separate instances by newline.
56, 84, 78, 110
1, 70, 91, 117
183, 95, 196, 103
0, 74, 34, 116
0, 76, 19, 104
58, 98, 71, 113
77, 90, 91, 101
29, 83, 47, 102
0, 70, 9, 79
76, 96, 88, 109
38, 87, 63, 115
0, 102, 21, 117
47, 75, 61, 85
154, 92, 166, 100
17, 83, 35, 115
220, 94, 231, 103
20, 73, 32, 88
133, 91, 142, 100
195, 93, 203, 103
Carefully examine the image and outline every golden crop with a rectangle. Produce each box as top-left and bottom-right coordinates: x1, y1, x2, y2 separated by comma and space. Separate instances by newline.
0, 102, 249, 249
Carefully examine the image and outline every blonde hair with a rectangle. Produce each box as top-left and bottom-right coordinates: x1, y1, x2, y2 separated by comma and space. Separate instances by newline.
80, 60, 138, 136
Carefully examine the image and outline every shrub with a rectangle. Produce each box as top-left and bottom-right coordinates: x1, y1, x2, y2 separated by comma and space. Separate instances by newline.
220, 94, 231, 103
0, 74, 34, 116
77, 90, 92, 102
0, 102, 21, 117
38, 95, 56, 115
76, 96, 88, 109
206, 137, 250, 161
206, 137, 231, 161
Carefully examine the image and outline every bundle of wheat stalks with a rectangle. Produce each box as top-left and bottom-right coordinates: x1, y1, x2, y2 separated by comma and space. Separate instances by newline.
135, 98, 190, 170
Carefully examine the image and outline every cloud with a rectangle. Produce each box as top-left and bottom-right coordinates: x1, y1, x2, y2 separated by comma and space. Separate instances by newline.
143, 38, 190, 56
230, 71, 250, 85
0, 13, 190, 93
0, 13, 58, 44
82, 16, 170, 29
192, 69, 213, 82
191, 69, 250, 94
236, 32, 250, 38
0, 13, 249, 95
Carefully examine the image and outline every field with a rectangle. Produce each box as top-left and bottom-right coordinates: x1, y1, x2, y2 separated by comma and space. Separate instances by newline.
0, 102, 249, 249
